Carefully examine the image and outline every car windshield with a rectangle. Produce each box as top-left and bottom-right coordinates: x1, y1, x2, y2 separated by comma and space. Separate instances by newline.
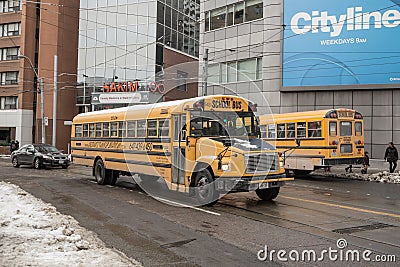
189, 111, 257, 137
34, 145, 59, 153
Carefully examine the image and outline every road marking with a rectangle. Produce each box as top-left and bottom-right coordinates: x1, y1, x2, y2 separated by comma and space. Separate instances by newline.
280, 195, 400, 219
153, 196, 221, 216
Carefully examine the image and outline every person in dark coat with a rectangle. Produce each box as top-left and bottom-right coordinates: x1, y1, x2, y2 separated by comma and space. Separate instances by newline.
361, 152, 370, 174
384, 142, 398, 173
10, 140, 17, 154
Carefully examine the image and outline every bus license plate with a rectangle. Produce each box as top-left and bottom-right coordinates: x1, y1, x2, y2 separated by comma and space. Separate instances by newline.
259, 181, 278, 189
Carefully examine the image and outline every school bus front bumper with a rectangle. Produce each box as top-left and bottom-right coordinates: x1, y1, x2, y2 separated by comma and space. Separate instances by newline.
215, 174, 293, 192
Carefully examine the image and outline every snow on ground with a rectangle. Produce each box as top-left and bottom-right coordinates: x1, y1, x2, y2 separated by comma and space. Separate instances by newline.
317, 171, 400, 184
0, 181, 141, 267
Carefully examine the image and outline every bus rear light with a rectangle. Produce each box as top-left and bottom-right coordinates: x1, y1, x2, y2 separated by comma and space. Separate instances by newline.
330, 140, 338, 145
278, 152, 282, 157
333, 149, 337, 153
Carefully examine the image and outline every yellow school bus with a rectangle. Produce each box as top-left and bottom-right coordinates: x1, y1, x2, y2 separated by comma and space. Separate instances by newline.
259, 109, 364, 176
71, 95, 291, 205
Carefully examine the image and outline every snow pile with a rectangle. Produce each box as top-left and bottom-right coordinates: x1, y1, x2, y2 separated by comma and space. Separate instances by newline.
0, 181, 141, 266
320, 171, 400, 184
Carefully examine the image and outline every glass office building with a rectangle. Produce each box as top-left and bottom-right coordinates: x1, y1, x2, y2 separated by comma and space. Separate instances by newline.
78, 0, 200, 111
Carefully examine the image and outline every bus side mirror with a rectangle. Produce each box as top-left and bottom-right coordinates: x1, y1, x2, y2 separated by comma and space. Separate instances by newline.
296, 139, 301, 147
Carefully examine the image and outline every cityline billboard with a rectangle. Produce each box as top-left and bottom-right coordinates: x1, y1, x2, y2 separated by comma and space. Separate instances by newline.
283, 0, 400, 87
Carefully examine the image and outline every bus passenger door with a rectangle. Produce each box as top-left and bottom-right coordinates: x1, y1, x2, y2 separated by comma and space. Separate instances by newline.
172, 114, 186, 186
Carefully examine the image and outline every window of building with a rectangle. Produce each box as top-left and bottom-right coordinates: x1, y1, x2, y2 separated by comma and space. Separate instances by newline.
211, 58, 262, 83
208, 64, 220, 84
205, 0, 264, 32
1, 47, 19, 61
256, 57, 263, 80
0, 96, 17, 109
0, 71, 18, 85
238, 58, 257, 81
245, 0, 263, 22
176, 70, 188, 91
1, 22, 21, 37
227, 62, 237, 83
0, 0, 21, 13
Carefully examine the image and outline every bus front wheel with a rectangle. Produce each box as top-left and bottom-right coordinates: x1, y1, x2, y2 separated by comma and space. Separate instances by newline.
255, 187, 280, 201
194, 169, 219, 206
94, 159, 110, 185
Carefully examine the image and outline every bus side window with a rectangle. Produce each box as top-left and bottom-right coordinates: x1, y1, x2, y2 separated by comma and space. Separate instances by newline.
89, 123, 95, 138
147, 120, 158, 137
267, 124, 276, 138
329, 121, 337, 137
159, 119, 170, 137
355, 122, 362, 136
260, 125, 267, 138
118, 122, 126, 138
137, 120, 146, 137
103, 122, 110, 137
110, 122, 118, 137
297, 122, 306, 138
308, 121, 322, 138
286, 123, 295, 138
75, 124, 83, 137
277, 123, 285, 139
127, 121, 136, 137
95, 123, 102, 138
83, 124, 89, 138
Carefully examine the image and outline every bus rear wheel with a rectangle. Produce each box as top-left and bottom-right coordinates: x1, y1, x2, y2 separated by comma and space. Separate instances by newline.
255, 187, 280, 201
194, 169, 219, 206
94, 159, 111, 185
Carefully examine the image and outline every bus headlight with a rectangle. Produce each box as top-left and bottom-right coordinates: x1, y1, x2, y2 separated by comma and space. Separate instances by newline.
221, 163, 231, 172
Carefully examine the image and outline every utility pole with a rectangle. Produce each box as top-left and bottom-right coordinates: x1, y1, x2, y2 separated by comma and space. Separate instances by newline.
203, 48, 209, 96
40, 77, 45, 144
52, 55, 58, 146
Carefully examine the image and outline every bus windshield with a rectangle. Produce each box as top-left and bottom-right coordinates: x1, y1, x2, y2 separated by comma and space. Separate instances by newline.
189, 111, 257, 137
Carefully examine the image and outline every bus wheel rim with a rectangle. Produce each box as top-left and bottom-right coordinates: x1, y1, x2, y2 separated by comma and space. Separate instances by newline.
12, 158, 17, 166
197, 176, 210, 199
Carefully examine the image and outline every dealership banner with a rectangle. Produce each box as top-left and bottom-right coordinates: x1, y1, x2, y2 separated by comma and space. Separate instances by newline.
91, 92, 149, 105
283, 0, 400, 87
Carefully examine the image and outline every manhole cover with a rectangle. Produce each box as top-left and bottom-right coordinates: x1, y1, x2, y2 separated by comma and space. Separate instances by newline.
333, 223, 394, 234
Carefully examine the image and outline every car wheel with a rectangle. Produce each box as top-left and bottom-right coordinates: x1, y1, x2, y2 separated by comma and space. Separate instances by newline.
12, 157, 20, 168
194, 169, 219, 206
33, 158, 41, 169
255, 187, 280, 201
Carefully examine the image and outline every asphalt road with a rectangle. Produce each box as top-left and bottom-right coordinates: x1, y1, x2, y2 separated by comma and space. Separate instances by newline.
0, 159, 399, 267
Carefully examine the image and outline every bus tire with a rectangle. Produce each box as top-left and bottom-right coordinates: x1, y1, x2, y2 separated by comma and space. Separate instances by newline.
194, 169, 219, 206
293, 170, 311, 177
94, 159, 108, 185
255, 187, 280, 201
110, 170, 119, 185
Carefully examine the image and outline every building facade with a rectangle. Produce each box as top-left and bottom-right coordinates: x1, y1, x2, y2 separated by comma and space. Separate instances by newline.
200, 0, 400, 158
78, 0, 200, 111
0, 0, 79, 152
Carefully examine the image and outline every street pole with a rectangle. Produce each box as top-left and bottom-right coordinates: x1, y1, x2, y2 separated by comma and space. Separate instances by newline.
40, 78, 45, 144
203, 48, 209, 96
52, 55, 58, 146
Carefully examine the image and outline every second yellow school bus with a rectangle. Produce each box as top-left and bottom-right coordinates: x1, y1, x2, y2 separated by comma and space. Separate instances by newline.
71, 95, 292, 205
259, 109, 364, 176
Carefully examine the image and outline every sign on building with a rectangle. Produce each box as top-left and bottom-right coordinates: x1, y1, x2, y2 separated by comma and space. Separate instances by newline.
283, 0, 400, 87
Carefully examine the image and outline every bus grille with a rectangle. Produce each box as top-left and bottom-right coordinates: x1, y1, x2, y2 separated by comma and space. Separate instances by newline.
245, 153, 278, 173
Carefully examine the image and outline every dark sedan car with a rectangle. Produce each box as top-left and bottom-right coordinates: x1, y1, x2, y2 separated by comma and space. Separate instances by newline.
11, 144, 71, 169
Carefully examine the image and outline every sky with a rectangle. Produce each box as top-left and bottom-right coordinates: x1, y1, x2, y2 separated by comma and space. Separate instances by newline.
0, 181, 141, 267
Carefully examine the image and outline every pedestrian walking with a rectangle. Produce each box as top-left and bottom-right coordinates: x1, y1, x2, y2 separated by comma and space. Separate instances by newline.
15, 140, 19, 150
384, 142, 398, 173
361, 151, 370, 174
9, 140, 17, 154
